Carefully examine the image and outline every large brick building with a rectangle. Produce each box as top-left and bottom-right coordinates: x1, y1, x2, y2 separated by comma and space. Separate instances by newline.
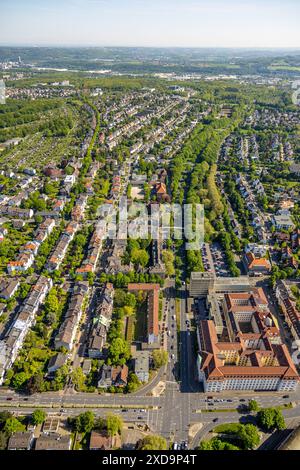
197, 289, 299, 392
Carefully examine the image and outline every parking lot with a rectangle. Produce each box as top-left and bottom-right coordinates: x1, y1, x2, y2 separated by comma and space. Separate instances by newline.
210, 242, 231, 277
201, 243, 215, 275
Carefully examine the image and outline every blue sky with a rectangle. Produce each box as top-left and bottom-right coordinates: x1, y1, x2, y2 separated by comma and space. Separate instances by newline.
1, 0, 300, 48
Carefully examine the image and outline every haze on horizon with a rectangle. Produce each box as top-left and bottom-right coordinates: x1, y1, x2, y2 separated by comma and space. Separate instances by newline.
1, 0, 300, 49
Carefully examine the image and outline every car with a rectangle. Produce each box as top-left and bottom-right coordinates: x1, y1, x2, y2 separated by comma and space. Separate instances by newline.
121, 409, 128, 412
171, 354, 175, 359
173, 442, 179, 450
239, 399, 246, 402
170, 345, 174, 350
137, 416, 143, 420
282, 395, 290, 399
6, 397, 13, 401
213, 418, 219, 423
227, 399, 233, 402
181, 441, 188, 449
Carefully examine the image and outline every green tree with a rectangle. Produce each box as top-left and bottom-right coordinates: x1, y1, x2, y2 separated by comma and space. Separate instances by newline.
126, 372, 140, 392
152, 349, 168, 369
238, 424, 260, 450
138, 435, 167, 450
274, 409, 286, 431
108, 337, 130, 365
162, 250, 175, 277
0, 411, 12, 425
131, 248, 149, 268
4, 417, 25, 436
106, 413, 123, 437
257, 408, 286, 432
44, 288, 59, 325
32, 409, 47, 425
248, 400, 259, 413
26, 373, 44, 394
71, 367, 86, 391
75, 412, 95, 433
12, 372, 28, 389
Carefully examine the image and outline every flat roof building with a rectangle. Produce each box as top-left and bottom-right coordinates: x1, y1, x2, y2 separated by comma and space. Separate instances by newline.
190, 272, 251, 298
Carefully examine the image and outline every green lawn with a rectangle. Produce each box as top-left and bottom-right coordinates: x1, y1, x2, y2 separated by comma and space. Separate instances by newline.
213, 423, 242, 434
133, 300, 147, 341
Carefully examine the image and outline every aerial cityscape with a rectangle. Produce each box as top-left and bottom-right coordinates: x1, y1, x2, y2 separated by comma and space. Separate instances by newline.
0, 0, 300, 458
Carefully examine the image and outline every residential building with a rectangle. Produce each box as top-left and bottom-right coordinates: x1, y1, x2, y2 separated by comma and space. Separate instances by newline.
276, 280, 300, 341
35, 434, 71, 450
243, 252, 271, 276
89, 431, 121, 450
47, 352, 67, 375
273, 212, 295, 231
97, 364, 128, 388
0, 278, 20, 300
128, 284, 160, 345
7, 432, 34, 450
87, 283, 114, 358
134, 350, 150, 382
0, 276, 52, 384
54, 281, 89, 351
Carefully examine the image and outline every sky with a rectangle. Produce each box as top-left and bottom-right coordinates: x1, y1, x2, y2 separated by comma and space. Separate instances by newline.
1, 0, 300, 48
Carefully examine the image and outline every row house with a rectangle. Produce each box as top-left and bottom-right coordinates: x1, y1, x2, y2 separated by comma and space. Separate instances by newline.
71, 194, 88, 222
76, 221, 106, 277
0, 278, 20, 300
52, 198, 66, 213
0, 205, 33, 219
54, 281, 89, 351
34, 218, 56, 244
276, 280, 300, 342
98, 364, 128, 388
273, 210, 295, 231
7, 252, 34, 274
7, 218, 56, 274
0, 276, 52, 384
46, 221, 78, 272
281, 246, 299, 270
87, 283, 114, 359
